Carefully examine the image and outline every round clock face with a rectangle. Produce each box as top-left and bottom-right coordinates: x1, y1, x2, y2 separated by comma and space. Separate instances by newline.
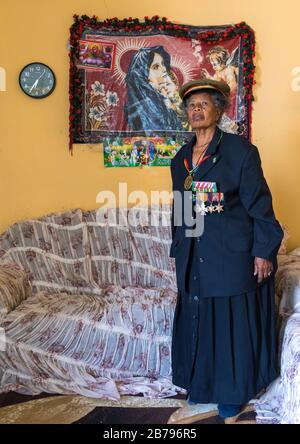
19, 62, 56, 98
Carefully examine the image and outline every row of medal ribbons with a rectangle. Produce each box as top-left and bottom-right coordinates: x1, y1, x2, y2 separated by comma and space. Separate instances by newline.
192, 181, 224, 215
193, 191, 225, 204
192, 181, 218, 192
192, 181, 224, 202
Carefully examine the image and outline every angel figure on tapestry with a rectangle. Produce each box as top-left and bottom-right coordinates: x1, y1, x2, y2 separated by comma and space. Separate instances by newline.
201, 46, 239, 93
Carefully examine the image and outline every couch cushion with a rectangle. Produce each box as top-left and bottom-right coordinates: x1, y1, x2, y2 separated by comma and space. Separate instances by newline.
0, 286, 177, 398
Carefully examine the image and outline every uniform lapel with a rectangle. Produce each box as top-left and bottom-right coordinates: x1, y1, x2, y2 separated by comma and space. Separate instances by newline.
192, 127, 223, 181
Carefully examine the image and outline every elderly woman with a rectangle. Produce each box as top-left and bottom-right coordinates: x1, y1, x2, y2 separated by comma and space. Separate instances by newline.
170, 79, 283, 420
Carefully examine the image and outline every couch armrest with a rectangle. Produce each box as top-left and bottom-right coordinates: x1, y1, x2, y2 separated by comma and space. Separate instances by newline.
278, 223, 289, 255
0, 261, 32, 323
275, 254, 300, 320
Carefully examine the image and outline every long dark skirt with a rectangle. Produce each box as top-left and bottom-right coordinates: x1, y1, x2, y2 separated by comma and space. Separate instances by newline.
171, 256, 279, 405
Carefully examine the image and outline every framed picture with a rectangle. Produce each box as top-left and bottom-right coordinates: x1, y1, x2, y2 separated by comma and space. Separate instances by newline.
69, 16, 255, 165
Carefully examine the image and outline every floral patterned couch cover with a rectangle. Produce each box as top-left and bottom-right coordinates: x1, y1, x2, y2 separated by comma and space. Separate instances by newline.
0, 206, 180, 400
255, 250, 300, 424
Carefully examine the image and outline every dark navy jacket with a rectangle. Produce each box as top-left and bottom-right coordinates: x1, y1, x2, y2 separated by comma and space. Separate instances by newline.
170, 127, 284, 298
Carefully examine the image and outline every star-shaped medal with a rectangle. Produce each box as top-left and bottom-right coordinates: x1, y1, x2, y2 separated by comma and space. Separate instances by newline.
215, 203, 224, 213
195, 202, 208, 215
207, 204, 215, 214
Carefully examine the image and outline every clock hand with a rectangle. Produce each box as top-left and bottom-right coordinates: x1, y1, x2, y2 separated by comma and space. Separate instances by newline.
29, 79, 38, 93
37, 69, 46, 82
29, 70, 46, 93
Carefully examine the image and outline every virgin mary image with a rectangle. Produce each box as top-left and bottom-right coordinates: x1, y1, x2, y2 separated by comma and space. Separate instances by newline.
125, 46, 185, 131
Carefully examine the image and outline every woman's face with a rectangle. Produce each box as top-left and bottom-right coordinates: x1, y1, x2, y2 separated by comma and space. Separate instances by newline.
186, 92, 220, 130
148, 53, 168, 90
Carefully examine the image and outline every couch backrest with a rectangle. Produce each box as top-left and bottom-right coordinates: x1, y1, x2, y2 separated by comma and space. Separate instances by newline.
0, 206, 176, 295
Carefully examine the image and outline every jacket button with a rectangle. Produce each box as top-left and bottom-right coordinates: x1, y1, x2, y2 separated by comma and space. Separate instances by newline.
194, 296, 199, 301
193, 275, 197, 281
199, 257, 204, 263
196, 237, 201, 242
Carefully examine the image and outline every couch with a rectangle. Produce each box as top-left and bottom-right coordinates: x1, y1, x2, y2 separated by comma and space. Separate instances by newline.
0, 206, 180, 399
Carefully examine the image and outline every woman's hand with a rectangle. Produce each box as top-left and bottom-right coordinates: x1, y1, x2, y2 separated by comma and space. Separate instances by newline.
254, 257, 273, 283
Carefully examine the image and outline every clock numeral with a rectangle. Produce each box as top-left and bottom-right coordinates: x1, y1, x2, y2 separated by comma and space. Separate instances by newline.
29, 68, 34, 72
25, 72, 30, 77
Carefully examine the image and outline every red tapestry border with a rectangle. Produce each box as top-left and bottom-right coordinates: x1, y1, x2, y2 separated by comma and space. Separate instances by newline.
69, 15, 255, 154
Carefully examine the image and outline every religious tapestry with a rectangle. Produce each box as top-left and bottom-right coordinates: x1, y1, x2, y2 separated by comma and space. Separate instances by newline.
69, 16, 255, 166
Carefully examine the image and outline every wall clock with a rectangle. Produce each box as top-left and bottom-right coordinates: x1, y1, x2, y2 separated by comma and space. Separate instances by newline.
19, 62, 56, 98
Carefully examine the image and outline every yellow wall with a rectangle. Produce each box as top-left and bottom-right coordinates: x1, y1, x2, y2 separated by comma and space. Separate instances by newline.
1, 0, 299, 249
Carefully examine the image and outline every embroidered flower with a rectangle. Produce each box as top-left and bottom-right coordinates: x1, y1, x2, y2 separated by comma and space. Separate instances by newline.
88, 106, 106, 122
106, 90, 119, 106
25, 250, 36, 261
23, 225, 34, 238
133, 324, 143, 335
161, 345, 170, 356
91, 81, 105, 96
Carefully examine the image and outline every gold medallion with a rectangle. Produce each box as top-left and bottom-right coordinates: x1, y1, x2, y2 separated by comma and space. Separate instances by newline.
184, 175, 193, 190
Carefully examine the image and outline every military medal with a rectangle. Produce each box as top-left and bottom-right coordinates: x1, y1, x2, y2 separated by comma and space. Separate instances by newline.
195, 201, 208, 215
183, 154, 211, 190
184, 175, 193, 191
207, 203, 215, 214
184, 131, 224, 205
194, 189, 225, 215
183, 131, 223, 191
215, 202, 224, 213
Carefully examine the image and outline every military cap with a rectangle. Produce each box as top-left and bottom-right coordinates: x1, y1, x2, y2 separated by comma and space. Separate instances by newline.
179, 78, 230, 100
